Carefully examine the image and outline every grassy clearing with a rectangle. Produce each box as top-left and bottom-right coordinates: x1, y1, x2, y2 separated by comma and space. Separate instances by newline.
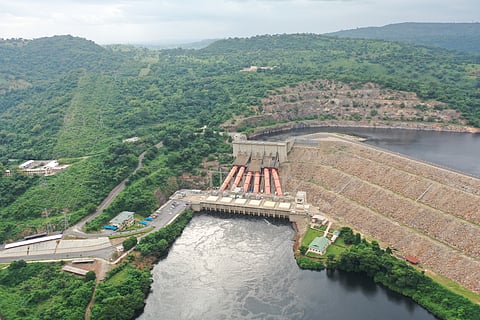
301, 227, 324, 247
57, 156, 88, 165
326, 238, 348, 257
427, 271, 480, 304
106, 267, 128, 286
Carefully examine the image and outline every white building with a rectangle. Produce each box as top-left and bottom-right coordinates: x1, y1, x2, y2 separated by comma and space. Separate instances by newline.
19, 160, 34, 169
109, 211, 135, 230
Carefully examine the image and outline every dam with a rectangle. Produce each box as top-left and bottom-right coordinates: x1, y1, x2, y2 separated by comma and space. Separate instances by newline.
283, 132, 480, 294
180, 132, 480, 294
178, 138, 318, 223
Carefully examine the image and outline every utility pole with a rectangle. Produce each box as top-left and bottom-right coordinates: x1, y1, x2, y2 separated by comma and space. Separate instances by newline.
42, 208, 53, 234
63, 208, 70, 231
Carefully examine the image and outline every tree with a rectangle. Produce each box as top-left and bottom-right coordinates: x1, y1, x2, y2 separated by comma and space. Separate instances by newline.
299, 245, 308, 255
8, 259, 27, 270
85, 270, 96, 282
340, 227, 355, 244
354, 233, 361, 245
122, 236, 138, 251
326, 253, 336, 268
371, 240, 381, 253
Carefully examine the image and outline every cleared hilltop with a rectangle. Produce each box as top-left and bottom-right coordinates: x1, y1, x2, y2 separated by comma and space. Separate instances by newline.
230, 79, 478, 133
326, 22, 480, 53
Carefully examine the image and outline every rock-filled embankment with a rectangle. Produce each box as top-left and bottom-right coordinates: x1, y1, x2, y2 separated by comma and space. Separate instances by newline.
282, 137, 480, 293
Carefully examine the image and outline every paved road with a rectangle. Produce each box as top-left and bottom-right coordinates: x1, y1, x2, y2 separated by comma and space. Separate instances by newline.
0, 197, 188, 263
0, 245, 117, 264
64, 144, 156, 238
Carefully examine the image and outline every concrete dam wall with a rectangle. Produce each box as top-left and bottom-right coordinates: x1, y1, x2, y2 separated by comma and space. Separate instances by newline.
232, 140, 292, 163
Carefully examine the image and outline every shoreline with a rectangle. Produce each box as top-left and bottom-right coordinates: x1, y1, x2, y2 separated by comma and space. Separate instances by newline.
246, 120, 480, 139
281, 137, 480, 295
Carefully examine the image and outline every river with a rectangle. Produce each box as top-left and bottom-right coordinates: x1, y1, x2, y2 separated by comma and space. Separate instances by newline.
139, 214, 436, 320
139, 127, 480, 320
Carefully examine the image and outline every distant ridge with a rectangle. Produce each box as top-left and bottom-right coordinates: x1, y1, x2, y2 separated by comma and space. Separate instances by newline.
326, 22, 480, 53
0, 35, 121, 82
131, 38, 219, 50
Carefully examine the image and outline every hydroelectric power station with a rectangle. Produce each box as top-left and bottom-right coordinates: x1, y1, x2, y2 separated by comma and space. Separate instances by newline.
176, 138, 319, 222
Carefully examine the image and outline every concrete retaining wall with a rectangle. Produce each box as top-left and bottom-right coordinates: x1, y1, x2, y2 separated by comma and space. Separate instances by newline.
233, 141, 288, 163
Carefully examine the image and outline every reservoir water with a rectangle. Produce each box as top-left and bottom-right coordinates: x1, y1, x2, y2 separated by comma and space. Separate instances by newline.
260, 127, 480, 177
139, 128, 479, 320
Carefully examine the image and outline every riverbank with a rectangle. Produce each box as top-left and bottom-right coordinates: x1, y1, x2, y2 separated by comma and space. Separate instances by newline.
246, 120, 479, 140
88, 210, 194, 319
294, 226, 480, 319
281, 136, 480, 295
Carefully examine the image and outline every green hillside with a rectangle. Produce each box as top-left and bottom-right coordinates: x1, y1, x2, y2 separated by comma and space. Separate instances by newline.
0, 33, 479, 242
0, 35, 125, 89
326, 22, 480, 53
0, 33, 480, 320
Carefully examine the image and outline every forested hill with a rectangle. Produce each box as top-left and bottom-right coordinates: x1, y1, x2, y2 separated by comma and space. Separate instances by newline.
0, 32, 480, 244
0, 35, 127, 88
326, 22, 480, 53
1, 33, 480, 161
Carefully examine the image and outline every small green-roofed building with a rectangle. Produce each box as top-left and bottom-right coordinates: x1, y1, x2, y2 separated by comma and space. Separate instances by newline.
307, 236, 330, 255
109, 211, 135, 230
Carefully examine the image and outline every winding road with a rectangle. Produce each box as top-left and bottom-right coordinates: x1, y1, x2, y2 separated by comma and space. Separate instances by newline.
65, 142, 162, 238
0, 142, 191, 264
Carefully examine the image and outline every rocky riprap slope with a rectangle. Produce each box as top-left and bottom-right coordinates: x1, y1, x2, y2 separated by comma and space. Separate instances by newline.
282, 137, 480, 293
234, 80, 467, 130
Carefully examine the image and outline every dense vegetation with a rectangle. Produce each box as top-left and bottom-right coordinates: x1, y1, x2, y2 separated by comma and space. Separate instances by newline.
0, 35, 124, 83
298, 227, 480, 320
90, 211, 193, 319
0, 261, 95, 320
0, 172, 38, 208
90, 263, 151, 320
136, 210, 193, 258
327, 22, 480, 53
1, 32, 480, 318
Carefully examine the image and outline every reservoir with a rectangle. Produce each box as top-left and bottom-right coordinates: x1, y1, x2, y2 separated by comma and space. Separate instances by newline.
260, 127, 480, 177
139, 128, 480, 320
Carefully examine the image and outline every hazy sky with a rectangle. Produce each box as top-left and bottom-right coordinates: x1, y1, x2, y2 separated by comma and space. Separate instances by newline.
0, 0, 478, 44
